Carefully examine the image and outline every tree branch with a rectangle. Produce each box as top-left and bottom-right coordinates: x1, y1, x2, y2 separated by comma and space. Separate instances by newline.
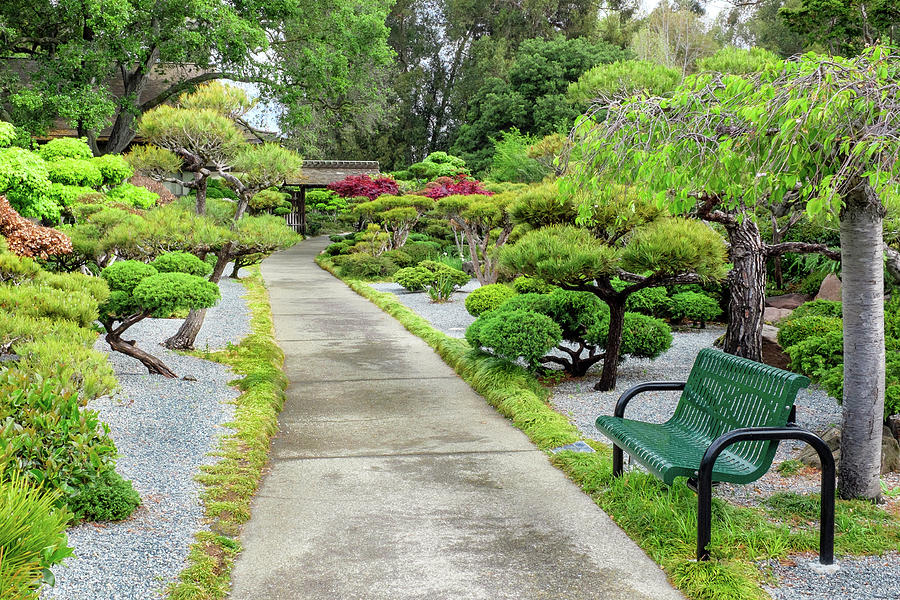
765, 242, 841, 261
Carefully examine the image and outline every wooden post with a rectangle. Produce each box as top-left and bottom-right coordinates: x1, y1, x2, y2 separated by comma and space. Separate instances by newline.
299, 187, 307, 235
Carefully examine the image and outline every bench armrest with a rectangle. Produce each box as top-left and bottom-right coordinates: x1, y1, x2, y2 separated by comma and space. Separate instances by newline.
696, 425, 835, 565
614, 381, 687, 418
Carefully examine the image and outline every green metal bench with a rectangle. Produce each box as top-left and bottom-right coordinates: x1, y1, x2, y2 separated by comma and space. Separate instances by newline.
595, 348, 836, 564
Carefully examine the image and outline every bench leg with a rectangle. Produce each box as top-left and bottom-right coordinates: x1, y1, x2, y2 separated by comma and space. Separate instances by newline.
697, 474, 713, 561
613, 445, 624, 477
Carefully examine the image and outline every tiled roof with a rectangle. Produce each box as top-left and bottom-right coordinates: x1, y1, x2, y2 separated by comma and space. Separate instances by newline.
285, 161, 380, 187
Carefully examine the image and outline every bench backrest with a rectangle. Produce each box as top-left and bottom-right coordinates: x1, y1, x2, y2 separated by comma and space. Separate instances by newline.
671, 348, 810, 475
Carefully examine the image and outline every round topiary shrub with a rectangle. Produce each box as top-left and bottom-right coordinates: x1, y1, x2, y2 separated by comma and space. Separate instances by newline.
777, 315, 844, 350
669, 291, 723, 327
382, 249, 415, 269
324, 242, 351, 256
619, 313, 673, 359
37, 137, 93, 161
92, 154, 134, 186
151, 252, 212, 277
68, 470, 141, 522
512, 276, 556, 294
466, 309, 562, 369
465, 283, 517, 316
625, 286, 670, 317
106, 182, 159, 209
394, 260, 469, 291
337, 253, 399, 279
47, 158, 104, 188
785, 329, 843, 380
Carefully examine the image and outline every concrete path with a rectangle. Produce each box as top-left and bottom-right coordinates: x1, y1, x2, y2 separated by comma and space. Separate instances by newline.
228, 238, 684, 600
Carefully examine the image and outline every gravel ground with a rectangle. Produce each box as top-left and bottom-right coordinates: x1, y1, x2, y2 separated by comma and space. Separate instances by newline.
42, 275, 250, 600
370, 281, 900, 600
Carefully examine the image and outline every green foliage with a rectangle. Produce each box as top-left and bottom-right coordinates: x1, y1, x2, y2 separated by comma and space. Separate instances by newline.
669, 291, 723, 325
780, 0, 900, 57
133, 272, 221, 318
125, 145, 183, 179
66, 470, 140, 522
0, 121, 16, 148
151, 252, 212, 277
465, 284, 517, 316
102, 260, 158, 295
0, 249, 40, 284
0, 284, 99, 328
105, 183, 158, 209
307, 189, 348, 216
789, 300, 842, 320
567, 60, 682, 105
489, 129, 550, 184
509, 181, 576, 229
323, 242, 351, 257
0, 370, 122, 514
36, 137, 93, 162
402, 240, 443, 263
621, 218, 728, 283
786, 330, 844, 383
380, 249, 415, 269
138, 106, 245, 167
512, 276, 556, 294
249, 189, 290, 214
47, 183, 95, 208
625, 286, 670, 317
408, 152, 469, 180
334, 253, 399, 279
777, 315, 843, 350
467, 309, 563, 369
46, 158, 103, 188
499, 225, 619, 285
617, 313, 673, 360
393, 260, 470, 292
698, 47, 779, 75
0, 147, 55, 221
0, 472, 72, 600
91, 154, 134, 187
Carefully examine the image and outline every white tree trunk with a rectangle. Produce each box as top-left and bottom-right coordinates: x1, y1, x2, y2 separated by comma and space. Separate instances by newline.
839, 183, 886, 501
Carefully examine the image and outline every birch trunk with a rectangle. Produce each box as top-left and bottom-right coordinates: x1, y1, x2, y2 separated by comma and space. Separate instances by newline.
723, 218, 766, 362
839, 183, 885, 501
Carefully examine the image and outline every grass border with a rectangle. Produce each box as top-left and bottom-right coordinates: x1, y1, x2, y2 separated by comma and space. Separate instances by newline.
318, 255, 900, 600
166, 266, 287, 600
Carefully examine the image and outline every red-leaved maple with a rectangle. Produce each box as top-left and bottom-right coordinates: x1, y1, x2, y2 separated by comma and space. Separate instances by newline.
328, 175, 399, 200
0, 196, 73, 258
419, 175, 493, 199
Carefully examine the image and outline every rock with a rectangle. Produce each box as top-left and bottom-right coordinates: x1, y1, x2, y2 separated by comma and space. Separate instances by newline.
798, 425, 900, 474
766, 293, 811, 309
764, 307, 793, 323
0, 353, 20, 363
761, 324, 791, 369
815, 273, 842, 302
889, 414, 900, 442
761, 324, 780, 344
461, 261, 476, 276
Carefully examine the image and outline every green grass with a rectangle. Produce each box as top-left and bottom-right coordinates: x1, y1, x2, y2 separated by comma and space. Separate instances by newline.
317, 253, 900, 600
166, 267, 288, 599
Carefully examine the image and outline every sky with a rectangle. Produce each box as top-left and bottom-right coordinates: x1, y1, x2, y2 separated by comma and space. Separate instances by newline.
640, 0, 732, 20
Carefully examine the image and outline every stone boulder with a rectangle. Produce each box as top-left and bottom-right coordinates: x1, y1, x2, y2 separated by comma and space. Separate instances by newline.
461, 261, 476, 277
798, 426, 900, 474
761, 324, 791, 370
815, 274, 842, 302
764, 307, 793, 323
766, 293, 811, 309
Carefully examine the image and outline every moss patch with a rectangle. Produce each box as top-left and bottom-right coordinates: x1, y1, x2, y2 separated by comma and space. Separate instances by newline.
167, 267, 287, 599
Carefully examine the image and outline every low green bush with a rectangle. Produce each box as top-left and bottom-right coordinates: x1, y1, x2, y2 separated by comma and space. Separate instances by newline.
323, 242, 351, 256
625, 286, 670, 318
36, 137, 92, 161
91, 155, 133, 187
105, 183, 159, 209
67, 470, 141, 522
34, 271, 109, 304
151, 252, 212, 277
0, 250, 40, 284
465, 284, 517, 316
402, 240, 443, 262
789, 299, 842, 321
0, 284, 99, 328
48, 182, 95, 207
777, 315, 843, 350
466, 309, 562, 369
394, 260, 469, 291
14, 336, 118, 402
800, 270, 828, 296
46, 158, 103, 188
786, 330, 843, 382
618, 313, 673, 359
512, 276, 556, 294
668, 291, 722, 327
335, 253, 399, 279
381, 249, 416, 269
0, 472, 73, 600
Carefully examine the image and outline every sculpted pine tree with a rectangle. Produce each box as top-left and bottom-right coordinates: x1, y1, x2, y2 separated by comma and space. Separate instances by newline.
99, 254, 219, 378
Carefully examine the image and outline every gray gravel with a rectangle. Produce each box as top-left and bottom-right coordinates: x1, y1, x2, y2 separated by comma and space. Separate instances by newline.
369, 280, 479, 338
42, 276, 250, 600
368, 282, 900, 600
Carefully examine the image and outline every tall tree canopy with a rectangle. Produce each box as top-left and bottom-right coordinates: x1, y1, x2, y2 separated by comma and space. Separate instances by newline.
0, 0, 394, 155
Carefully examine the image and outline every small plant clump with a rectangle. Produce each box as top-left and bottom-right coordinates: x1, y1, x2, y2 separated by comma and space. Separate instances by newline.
668, 291, 722, 328
394, 260, 470, 292
465, 283, 516, 316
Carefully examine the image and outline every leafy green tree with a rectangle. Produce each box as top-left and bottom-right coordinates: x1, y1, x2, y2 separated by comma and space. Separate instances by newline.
353, 194, 434, 249
567, 60, 682, 105
780, 0, 900, 56
0, 1, 395, 156
714, 0, 808, 58
99, 256, 220, 377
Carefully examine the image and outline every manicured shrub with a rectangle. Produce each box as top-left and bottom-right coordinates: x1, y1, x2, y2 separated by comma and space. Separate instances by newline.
381, 249, 415, 268
0, 284, 99, 328
48, 183, 95, 207
408, 151, 469, 180
618, 313, 673, 359
786, 330, 844, 381
668, 291, 722, 327
67, 470, 140, 522
777, 315, 843, 350
36, 137, 93, 161
0, 472, 72, 600
402, 240, 442, 262
46, 158, 103, 188
328, 174, 399, 200
334, 253, 399, 279
249, 189, 291, 213
151, 251, 212, 277
466, 309, 562, 369
394, 260, 469, 291
625, 286, 670, 317
92, 154, 134, 186
465, 283, 517, 316
14, 336, 118, 402
789, 299, 842, 320
324, 242, 351, 256
106, 182, 159, 209
512, 276, 556, 294
0, 148, 55, 221
0, 248, 40, 284
34, 270, 110, 304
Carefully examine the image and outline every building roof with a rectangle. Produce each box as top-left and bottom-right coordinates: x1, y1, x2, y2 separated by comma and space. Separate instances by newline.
284, 161, 381, 187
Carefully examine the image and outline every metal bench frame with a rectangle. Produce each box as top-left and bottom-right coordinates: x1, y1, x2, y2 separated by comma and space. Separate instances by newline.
600, 350, 836, 565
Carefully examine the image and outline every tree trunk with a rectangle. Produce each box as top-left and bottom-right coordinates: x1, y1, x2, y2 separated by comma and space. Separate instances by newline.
723, 218, 766, 362
771, 218, 784, 290
106, 332, 177, 378
884, 243, 900, 286
595, 300, 627, 391
195, 176, 208, 216
839, 183, 885, 501
163, 243, 232, 350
